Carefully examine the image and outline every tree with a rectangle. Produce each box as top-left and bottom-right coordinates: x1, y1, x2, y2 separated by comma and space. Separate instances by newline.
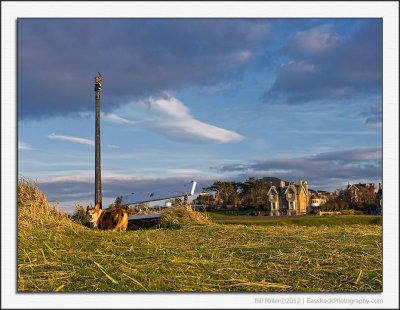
319, 184, 378, 214
357, 186, 377, 205
194, 193, 214, 207
108, 196, 123, 210
318, 197, 349, 212
237, 177, 270, 209
204, 181, 239, 208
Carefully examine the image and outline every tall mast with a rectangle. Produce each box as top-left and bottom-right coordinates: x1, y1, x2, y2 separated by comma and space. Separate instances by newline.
94, 72, 103, 209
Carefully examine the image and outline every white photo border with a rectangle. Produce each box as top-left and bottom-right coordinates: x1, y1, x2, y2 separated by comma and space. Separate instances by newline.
2, 1, 398, 309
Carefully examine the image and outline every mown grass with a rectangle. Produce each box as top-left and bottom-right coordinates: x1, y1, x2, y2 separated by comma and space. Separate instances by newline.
215, 215, 382, 227
206, 210, 251, 218
18, 179, 382, 292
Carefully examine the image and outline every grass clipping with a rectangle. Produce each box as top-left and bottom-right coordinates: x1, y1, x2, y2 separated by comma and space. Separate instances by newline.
160, 206, 211, 229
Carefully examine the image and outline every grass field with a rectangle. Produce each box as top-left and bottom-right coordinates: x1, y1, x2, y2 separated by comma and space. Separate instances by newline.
18, 180, 382, 292
212, 215, 382, 227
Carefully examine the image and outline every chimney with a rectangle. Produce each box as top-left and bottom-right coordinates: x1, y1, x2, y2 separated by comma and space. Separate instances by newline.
304, 181, 308, 192
280, 180, 286, 188
299, 179, 303, 187
379, 182, 382, 190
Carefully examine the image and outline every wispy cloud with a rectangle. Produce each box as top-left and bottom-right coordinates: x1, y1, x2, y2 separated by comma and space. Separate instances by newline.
231, 50, 253, 64
102, 95, 244, 145
105, 144, 120, 149
48, 133, 94, 146
18, 141, 33, 150
101, 113, 136, 126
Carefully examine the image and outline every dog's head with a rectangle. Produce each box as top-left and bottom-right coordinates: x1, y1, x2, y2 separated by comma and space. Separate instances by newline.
86, 204, 100, 223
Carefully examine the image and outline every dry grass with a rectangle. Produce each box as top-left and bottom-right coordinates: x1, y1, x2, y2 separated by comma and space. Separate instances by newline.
159, 206, 211, 229
18, 179, 382, 292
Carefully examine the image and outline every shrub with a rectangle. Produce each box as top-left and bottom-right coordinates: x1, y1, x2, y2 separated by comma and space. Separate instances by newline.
340, 209, 355, 215
71, 205, 91, 227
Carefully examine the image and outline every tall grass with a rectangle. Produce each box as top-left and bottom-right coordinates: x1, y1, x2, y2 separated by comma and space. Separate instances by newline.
18, 178, 69, 227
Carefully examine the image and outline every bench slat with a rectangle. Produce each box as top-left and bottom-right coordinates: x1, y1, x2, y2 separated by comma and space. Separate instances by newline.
128, 214, 163, 221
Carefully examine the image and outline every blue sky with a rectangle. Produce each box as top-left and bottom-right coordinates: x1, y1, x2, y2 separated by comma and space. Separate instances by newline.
18, 18, 382, 211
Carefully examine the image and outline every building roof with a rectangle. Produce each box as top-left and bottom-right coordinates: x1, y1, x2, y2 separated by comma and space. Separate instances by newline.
347, 183, 375, 191
267, 186, 279, 195
311, 193, 322, 199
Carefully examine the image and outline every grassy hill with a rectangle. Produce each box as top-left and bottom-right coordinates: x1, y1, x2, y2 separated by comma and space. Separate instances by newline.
18, 179, 382, 292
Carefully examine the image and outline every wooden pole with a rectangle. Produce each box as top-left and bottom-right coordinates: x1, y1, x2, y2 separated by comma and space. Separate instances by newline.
94, 73, 103, 209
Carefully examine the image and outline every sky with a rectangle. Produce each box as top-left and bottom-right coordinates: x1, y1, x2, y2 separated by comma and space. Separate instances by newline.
17, 18, 382, 213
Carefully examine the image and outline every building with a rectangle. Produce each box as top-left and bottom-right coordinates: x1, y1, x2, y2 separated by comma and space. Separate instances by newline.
310, 192, 326, 210
346, 182, 376, 204
266, 179, 310, 216
310, 191, 337, 210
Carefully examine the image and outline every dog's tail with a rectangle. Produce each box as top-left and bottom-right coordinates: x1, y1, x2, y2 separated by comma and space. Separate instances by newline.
115, 209, 128, 231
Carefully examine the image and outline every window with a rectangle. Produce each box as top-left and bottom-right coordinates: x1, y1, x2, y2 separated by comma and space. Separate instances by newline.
271, 194, 275, 199
289, 201, 295, 209
288, 193, 293, 198
271, 202, 276, 210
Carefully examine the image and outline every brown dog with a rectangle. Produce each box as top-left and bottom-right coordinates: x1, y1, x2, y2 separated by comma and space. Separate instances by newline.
86, 204, 128, 231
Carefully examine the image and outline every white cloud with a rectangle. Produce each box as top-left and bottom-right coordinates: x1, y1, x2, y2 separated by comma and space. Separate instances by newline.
291, 24, 340, 54
102, 95, 244, 145
105, 144, 120, 149
48, 133, 94, 146
101, 113, 136, 126
18, 142, 32, 150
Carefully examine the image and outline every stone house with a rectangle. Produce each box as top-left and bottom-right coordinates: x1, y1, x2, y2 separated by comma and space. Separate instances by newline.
346, 182, 376, 204
266, 179, 310, 216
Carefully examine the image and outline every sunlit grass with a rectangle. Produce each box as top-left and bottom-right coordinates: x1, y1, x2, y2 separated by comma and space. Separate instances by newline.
18, 178, 382, 292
